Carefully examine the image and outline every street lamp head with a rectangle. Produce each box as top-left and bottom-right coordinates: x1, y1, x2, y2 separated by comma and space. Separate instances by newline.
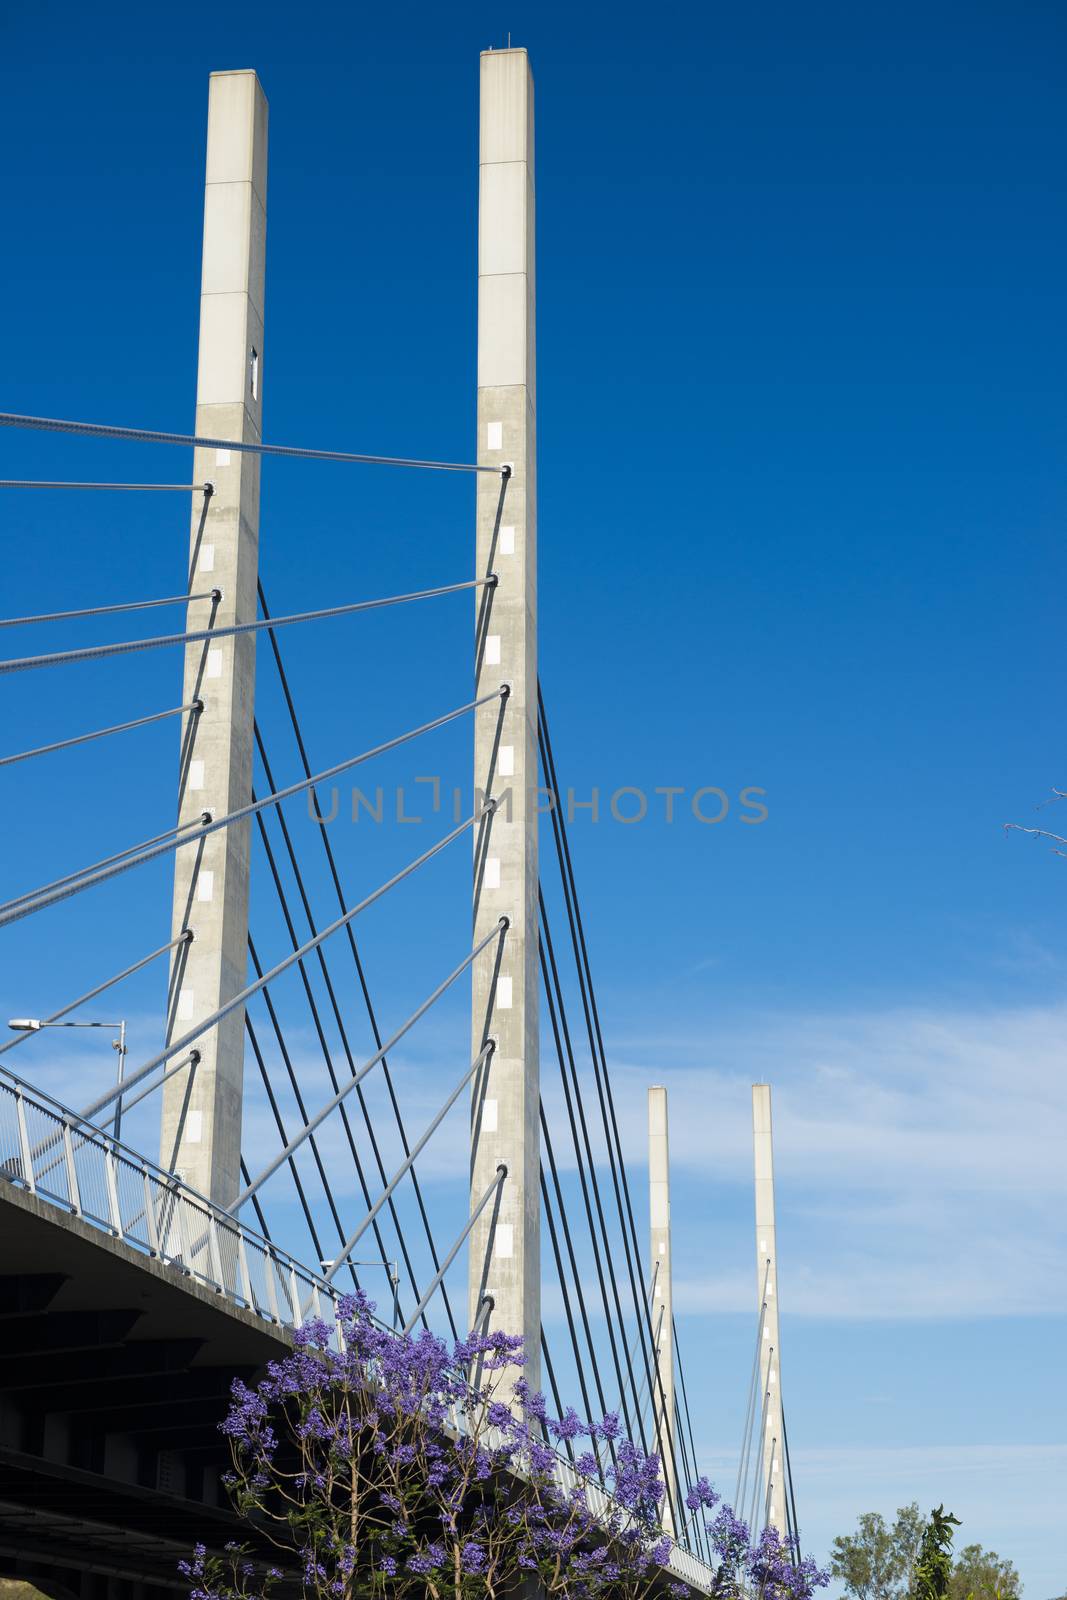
7, 1018, 41, 1032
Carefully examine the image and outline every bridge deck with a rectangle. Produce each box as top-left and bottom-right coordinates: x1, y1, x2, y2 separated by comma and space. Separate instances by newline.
0, 1180, 286, 1590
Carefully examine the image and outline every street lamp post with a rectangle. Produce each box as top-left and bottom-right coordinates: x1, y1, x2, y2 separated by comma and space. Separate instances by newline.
7, 1017, 128, 1136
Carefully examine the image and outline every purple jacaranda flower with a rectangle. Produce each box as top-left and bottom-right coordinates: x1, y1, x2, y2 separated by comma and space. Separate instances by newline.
183, 1292, 827, 1600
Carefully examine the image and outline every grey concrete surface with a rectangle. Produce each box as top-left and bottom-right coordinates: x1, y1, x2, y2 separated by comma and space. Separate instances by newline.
753, 1083, 785, 1532
160, 71, 268, 1205
469, 48, 540, 1394
649, 1085, 676, 1532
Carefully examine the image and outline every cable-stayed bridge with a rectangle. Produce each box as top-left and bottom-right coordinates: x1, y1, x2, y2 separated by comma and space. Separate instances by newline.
0, 53, 798, 1595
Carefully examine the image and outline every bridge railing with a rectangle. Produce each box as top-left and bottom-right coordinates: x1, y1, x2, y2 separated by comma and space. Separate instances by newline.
0, 1062, 336, 1323
0, 1063, 717, 1592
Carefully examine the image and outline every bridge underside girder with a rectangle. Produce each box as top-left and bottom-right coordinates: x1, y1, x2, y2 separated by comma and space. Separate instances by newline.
0, 1183, 291, 1594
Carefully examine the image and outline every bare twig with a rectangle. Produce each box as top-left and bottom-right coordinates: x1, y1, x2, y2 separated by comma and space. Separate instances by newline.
1003, 827, 1067, 857
1003, 789, 1067, 857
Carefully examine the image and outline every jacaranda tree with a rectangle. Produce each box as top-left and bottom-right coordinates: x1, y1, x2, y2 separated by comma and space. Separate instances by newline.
180, 1289, 828, 1600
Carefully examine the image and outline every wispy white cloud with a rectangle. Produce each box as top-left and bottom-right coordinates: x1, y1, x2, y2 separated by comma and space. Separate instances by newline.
608, 1001, 1066, 1187
599, 1001, 1067, 1320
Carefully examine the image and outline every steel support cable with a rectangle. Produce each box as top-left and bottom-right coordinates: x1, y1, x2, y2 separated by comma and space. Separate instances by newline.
23, 1049, 200, 1184
465, 1291, 497, 1394
673, 1396, 701, 1553
641, 1306, 667, 1433
0, 690, 505, 928
233, 912, 507, 1211
243, 1011, 344, 1295
1, 819, 210, 921
401, 1165, 507, 1336
671, 1394, 710, 1566
767, 1341, 796, 1554
613, 1261, 659, 1420
542, 911, 688, 1545
737, 1371, 762, 1522
322, 1040, 495, 1286
538, 716, 669, 1430
763, 1441, 777, 1535
539, 799, 676, 1492
739, 1267, 771, 1516
785, 1481, 798, 1558
247, 795, 424, 1330
781, 1403, 802, 1561
474, 471, 509, 673
627, 1302, 663, 1429
539, 1329, 577, 1466
77, 809, 495, 1130
0, 930, 191, 1059
538, 688, 687, 1531
673, 1398, 694, 1494
674, 1399, 711, 1565
0, 592, 220, 630
247, 934, 374, 1286
250, 727, 444, 1338
779, 1432, 798, 1562
465, 1292, 496, 1393
737, 1368, 759, 1527
674, 1317, 713, 1560
537, 1056, 614, 1446
108, 1048, 200, 1123
0, 700, 201, 769
747, 1369, 773, 1537
540, 954, 640, 1461
0, 480, 211, 492
0, 410, 506, 476
736, 1261, 772, 1513
538, 1159, 606, 1467
0, 576, 497, 675
245, 937, 375, 1303
747, 1413, 767, 1539
610, 1265, 664, 1456
241, 1155, 275, 1247
673, 1319, 701, 1466
257, 578, 462, 1340
470, 1165, 508, 1348
675, 1412, 702, 1561
538, 908, 647, 1459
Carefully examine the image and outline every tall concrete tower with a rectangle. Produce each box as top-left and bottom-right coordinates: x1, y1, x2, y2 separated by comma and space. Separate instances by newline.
468, 48, 540, 1389
752, 1083, 785, 1532
161, 71, 267, 1204
648, 1085, 676, 1533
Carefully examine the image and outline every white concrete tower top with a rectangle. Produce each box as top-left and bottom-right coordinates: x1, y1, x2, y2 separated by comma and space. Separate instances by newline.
469, 45, 539, 1394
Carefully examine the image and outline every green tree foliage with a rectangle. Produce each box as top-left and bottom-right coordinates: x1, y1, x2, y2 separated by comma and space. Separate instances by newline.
830, 1505, 926, 1600
948, 1545, 1022, 1600
913, 1507, 962, 1600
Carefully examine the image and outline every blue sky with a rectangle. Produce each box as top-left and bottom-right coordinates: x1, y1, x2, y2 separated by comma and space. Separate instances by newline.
1, 0, 1065, 1593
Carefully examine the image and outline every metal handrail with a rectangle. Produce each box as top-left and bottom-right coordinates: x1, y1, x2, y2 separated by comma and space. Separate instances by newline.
0, 1064, 334, 1316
